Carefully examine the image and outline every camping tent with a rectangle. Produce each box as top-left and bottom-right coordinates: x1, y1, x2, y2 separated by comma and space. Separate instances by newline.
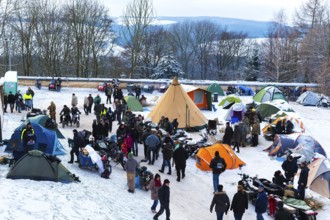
296, 91, 321, 106
6, 150, 77, 183
264, 133, 327, 160
27, 115, 65, 139
224, 102, 247, 123
124, 96, 143, 111
262, 116, 305, 136
196, 143, 246, 171
6, 122, 65, 156
257, 100, 294, 121
238, 85, 254, 96
182, 84, 212, 110
147, 78, 207, 131
207, 83, 225, 96
253, 86, 286, 103
218, 95, 242, 109
307, 157, 330, 198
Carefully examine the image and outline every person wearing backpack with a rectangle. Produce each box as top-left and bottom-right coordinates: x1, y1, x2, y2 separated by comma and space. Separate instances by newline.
209, 151, 227, 192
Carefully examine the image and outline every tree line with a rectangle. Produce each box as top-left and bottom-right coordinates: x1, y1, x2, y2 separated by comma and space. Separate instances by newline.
0, 0, 329, 94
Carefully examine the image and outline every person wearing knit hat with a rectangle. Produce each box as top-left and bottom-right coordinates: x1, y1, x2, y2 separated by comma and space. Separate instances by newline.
125, 151, 139, 193
230, 184, 248, 220
153, 179, 170, 220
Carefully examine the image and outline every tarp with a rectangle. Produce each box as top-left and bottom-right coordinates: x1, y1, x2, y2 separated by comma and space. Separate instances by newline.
207, 83, 225, 96
6, 122, 66, 156
262, 116, 305, 135
307, 157, 330, 198
253, 86, 286, 103
257, 100, 294, 120
182, 85, 212, 110
238, 85, 254, 96
218, 95, 242, 109
264, 133, 327, 160
6, 150, 76, 183
224, 102, 247, 122
124, 96, 143, 111
196, 143, 246, 171
27, 115, 65, 139
296, 91, 321, 106
147, 78, 207, 131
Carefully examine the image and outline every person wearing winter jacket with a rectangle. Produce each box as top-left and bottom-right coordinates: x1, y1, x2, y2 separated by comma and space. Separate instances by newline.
251, 119, 260, 147
47, 101, 56, 121
209, 151, 227, 192
145, 132, 160, 165
210, 184, 230, 220
230, 184, 248, 220
274, 201, 293, 220
87, 94, 94, 113
148, 173, 162, 213
255, 185, 268, 220
153, 179, 170, 220
71, 93, 78, 107
298, 162, 309, 200
233, 124, 241, 153
272, 170, 288, 187
159, 141, 173, 175
281, 155, 298, 182
124, 152, 139, 193
172, 144, 189, 182
7, 91, 16, 113
222, 122, 233, 146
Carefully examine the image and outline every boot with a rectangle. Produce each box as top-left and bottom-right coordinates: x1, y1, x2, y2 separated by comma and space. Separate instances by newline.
68, 161, 73, 164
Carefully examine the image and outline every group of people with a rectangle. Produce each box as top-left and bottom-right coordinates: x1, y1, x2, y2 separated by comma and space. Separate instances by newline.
222, 106, 261, 154
3, 87, 34, 113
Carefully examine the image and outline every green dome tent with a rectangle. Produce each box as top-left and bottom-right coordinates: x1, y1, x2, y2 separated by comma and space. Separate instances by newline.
253, 86, 286, 103
6, 150, 78, 183
218, 95, 242, 109
124, 96, 143, 111
207, 83, 225, 96
257, 100, 294, 121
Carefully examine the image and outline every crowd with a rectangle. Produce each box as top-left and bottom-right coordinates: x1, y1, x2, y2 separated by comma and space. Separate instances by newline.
4, 82, 312, 220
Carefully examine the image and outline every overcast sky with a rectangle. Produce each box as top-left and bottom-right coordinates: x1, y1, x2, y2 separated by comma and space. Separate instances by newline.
104, 0, 303, 21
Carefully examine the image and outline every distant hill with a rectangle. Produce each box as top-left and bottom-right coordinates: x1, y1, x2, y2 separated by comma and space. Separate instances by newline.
112, 16, 273, 39
157, 16, 272, 38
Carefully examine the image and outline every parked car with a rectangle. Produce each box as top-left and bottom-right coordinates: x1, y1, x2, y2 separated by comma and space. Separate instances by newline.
142, 85, 154, 93
97, 82, 107, 92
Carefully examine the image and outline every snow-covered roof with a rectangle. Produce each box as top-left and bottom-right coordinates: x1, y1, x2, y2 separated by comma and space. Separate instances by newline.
4, 71, 17, 82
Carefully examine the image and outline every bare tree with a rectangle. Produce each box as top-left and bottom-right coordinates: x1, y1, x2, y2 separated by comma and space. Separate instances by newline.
121, 0, 155, 78
213, 30, 249, 80
294, 0, 329, 30
168, 20, 195, 79
260, 10, 300, 82
192, 20, 218, 79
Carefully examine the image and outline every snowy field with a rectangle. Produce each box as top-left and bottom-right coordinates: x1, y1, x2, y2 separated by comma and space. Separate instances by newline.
0, 85, 329, 220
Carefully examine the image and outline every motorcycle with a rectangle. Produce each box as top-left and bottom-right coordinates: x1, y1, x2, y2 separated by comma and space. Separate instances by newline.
72, 113, 80, 128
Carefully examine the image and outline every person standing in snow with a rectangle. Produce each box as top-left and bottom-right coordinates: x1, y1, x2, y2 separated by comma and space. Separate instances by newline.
172, 143, 189, 182
281, 155, 298, 182
125, 152, 139, 193
153, 179, 170, 220
210, 184, 230, 220
297, 162, 309, 200
233, 124, 241, 153
230, 184, 248, 220
209, 151, 227, 192
222, 122, 233, 146
47, 101, 56, 121
149, 173, 162, 213
87, 94, 94, 114
71, 93, 78, 107
255, 185, 268, 220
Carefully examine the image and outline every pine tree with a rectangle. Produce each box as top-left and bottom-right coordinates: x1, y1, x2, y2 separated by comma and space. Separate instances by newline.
244, 48, 260, 81
151, 53, 185, 79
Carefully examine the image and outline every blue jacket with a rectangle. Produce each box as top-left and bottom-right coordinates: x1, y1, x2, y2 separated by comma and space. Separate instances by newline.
145, 134, 160, 149
255, 190, 268, 213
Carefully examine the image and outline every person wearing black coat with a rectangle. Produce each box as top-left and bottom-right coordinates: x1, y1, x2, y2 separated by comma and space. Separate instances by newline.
172, 144, 189, 182
230, 185, 248, 220
281, 155, 298, 182
210, 184, 230, 220
272, 170, 288, 187
298, 162, 309, 200
275, 201, 293, 220
68, 129, 85, 163
153, 179, 170, 220
209, 151, 227, 192
7, 92, 16, 113
159, 141, 173, 175
222, 122, 233, 146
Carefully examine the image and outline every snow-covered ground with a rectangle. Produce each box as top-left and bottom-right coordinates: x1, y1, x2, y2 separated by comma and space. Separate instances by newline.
0, 85, 329, 220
